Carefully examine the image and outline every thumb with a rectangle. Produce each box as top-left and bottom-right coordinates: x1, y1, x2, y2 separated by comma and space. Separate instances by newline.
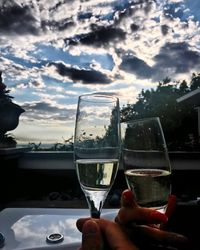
81, 220, 103, 250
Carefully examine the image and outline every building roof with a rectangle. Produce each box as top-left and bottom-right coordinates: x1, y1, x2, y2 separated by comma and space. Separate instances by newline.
176, 88, 200, 106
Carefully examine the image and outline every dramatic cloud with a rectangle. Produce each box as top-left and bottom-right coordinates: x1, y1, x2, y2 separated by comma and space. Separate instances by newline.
22, 101, 75, 122
1, 0, 200, 144
119, 42, 200, 81
0, 2, 40, 35
66, 26, 126, 47
119, 54, 153, 79
153, 42, 200, 74
49, 62, 111, 84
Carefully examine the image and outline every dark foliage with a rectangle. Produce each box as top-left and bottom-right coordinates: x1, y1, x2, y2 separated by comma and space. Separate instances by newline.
121, 74, 200, 151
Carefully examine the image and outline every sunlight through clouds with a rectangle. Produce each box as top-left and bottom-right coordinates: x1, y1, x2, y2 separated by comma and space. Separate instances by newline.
0, 0, 200, 144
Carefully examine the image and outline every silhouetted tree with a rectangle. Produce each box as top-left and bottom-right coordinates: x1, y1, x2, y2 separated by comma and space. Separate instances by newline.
121, 74, 200, 151
190, 73, 200, 91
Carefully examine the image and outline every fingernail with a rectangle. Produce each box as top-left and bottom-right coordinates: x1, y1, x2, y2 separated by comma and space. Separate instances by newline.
122, 189, 134, 204
151, 210, 168, 223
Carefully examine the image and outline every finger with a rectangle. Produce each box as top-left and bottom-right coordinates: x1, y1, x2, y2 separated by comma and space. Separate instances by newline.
120, 189, 138, 208
116, 189, 168, 225
117, 206, 168, 225
128, 225, 189, 249
160, 194, 177, 230
76, 218, 90, 232
78, 218, 138, 250
97, 219, 139, 250
81, 220, 103, 250
165, 194, 177, 218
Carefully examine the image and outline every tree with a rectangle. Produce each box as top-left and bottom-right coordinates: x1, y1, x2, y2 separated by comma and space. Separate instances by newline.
190, 73, 200, 91
0, 71, 25, 147
121, 75, 200, 151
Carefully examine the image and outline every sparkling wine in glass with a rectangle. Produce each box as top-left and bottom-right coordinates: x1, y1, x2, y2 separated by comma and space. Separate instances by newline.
121, 117, 171, 214
74, 93, 121, 218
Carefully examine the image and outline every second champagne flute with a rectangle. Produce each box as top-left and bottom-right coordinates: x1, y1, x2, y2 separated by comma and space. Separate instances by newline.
121, 117, 172, 214
74, 93, 121, 218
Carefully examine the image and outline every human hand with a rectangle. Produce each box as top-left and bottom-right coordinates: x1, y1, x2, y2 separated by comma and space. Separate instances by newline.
76, 217, 138, 250
76, 189, 188, 250
115, 189, 189, 249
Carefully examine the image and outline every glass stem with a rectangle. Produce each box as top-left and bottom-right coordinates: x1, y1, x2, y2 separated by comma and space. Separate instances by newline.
84, 190, 108, 218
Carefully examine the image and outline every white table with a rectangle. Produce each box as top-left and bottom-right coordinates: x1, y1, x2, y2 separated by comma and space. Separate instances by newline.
0, 207, 117, 250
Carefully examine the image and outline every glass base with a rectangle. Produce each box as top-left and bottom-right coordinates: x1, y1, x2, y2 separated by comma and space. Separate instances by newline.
152, 205, 167, 214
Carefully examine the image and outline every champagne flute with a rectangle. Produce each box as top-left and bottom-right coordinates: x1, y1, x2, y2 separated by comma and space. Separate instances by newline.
121, 117, 171, 214
74, 93, 121, 218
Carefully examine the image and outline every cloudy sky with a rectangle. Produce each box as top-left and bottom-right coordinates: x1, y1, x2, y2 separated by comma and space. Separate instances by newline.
1, 0, 200, 145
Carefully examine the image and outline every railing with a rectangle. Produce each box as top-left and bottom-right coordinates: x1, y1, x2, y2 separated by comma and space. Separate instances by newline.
18, 150, 200, 170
